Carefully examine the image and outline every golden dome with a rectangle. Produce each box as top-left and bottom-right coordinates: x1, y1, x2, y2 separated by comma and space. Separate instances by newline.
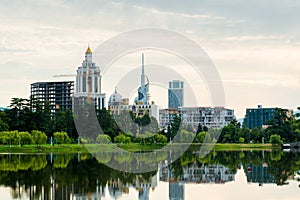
86, 46, 92, 53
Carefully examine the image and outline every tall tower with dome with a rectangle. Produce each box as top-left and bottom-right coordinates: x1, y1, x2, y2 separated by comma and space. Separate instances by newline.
73, 47, 106, 111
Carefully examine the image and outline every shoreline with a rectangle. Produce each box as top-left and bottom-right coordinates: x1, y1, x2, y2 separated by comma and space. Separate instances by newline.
0, 143, 280, 154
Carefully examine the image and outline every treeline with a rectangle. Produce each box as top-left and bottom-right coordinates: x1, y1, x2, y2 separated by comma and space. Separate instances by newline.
1, 97, 299, 145
219, 108, 300, 144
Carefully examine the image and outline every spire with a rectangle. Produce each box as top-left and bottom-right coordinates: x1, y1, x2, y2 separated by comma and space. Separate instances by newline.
141, 53, 145, 86
86, 46, 92, 54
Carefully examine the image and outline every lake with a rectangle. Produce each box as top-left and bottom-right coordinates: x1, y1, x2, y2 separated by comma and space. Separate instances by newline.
0, 148, 299, 200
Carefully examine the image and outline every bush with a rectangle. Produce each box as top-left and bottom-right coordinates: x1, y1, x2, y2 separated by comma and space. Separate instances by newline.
32, 130, 47, 147
54, 131, 71, 144
96, 134, 111, 144
114, 134, 131, 144
154, 134, 167, 144
19, 131, 33, 145
270, 134, 283, 145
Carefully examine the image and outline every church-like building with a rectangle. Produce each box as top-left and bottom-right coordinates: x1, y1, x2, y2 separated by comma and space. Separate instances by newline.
73, 47, 106, 111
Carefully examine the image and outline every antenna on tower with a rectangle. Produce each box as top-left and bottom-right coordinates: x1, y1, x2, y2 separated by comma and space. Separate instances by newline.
141, 53, 145, 86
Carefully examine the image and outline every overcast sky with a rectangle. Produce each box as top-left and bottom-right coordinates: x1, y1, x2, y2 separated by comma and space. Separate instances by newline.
1, 0, 300, 118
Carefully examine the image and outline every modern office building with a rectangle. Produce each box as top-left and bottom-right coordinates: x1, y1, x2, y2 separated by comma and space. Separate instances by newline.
73, 47, 106, 111
30, 81, 74, 113
168, 80, 184, 109
244, 105, 276, 129
159, 107, 234, 130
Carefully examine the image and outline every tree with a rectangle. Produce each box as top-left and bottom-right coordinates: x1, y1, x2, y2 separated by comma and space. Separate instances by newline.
194, 131, 211, 143
19, 131, 33, 145
0, 111, 9, 131
266, 108, 294, 142
54, 131, 71, 144
154, 134, 167, 144
31, 130, 47, 147
96, 134, 111, 144
270, 134, 283, 145
114, 134, 131, 144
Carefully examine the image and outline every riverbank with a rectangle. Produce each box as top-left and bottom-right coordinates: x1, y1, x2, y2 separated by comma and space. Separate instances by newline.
0, 143, 280, 153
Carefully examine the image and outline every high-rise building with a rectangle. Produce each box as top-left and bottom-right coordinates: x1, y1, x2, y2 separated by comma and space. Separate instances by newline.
244, 105, 276, 129
30, 81, 74, 113
73, 47, 106, 111
168, 80, 184, 109
131, 54, 158, 119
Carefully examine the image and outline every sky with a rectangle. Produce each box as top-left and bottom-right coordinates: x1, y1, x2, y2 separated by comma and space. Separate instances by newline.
0, 0, 300, 118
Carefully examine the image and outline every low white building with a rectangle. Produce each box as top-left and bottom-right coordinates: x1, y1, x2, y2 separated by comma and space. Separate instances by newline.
159, 106, 234, 130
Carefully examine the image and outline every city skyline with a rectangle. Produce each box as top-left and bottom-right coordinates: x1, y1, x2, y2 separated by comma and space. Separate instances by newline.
1, 1, 300, 118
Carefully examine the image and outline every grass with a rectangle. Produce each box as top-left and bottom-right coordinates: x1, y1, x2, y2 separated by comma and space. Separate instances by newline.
0, 143, 280, 154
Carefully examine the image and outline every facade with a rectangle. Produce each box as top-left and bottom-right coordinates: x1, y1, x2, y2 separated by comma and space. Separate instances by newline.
108, 88, 129, 115
160, 162, 235, 184
244, 105, 276, 129
30, 81, 74, 113
168, 80, 184, 109
159, 107, 234, 130
73, 47, 106, 111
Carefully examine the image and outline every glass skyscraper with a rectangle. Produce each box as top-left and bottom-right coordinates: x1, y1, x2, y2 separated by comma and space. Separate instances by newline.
168, 80, 184, 109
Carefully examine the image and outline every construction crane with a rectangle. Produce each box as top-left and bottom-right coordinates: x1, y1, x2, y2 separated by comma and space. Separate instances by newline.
53, 64, 93, 102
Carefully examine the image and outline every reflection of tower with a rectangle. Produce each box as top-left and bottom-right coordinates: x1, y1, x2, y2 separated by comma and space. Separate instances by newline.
73, 47, 106, 111
169, 182, 184, 200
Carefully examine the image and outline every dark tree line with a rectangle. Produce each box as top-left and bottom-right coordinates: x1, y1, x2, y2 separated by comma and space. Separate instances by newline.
219, 108, 300, 144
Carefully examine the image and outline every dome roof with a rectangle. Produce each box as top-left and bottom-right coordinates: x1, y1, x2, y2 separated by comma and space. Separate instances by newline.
109, 88, 122, 102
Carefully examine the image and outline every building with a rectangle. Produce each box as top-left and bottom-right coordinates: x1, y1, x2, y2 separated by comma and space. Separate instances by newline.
108, 87, 129, 115
168, 80, 184, 109
159, 108, 179, 129
30, 81, 74, 113
159, 107, 234, 130
73, 47, 106, 111
244, 105, 276, 129
132, 54, 158, 119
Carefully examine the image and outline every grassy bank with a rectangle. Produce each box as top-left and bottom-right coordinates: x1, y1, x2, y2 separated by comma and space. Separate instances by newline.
0, 143, 280, 153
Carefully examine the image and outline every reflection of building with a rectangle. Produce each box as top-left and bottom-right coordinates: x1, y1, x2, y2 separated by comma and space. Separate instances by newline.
30, 81, 74, 114
160, 162, 235, 184
169, 182, 184, 200
244, 163, 275, 186
73, 47, 106, 111
159, 107, 234, 129
168, 80, 184, 109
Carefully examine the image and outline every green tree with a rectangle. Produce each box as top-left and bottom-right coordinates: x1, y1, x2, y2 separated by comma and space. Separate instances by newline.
154, 134, 167, 144
114, 134, 131, 144
54, 131, 71, 144
194, 131, 211, 143
19, 131, 33, 145
31, 130, 47, 147
270, 134, 283, 145
96, 134, 111, 144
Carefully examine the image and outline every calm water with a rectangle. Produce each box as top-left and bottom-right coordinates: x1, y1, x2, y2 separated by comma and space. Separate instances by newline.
0, 149, 300, 200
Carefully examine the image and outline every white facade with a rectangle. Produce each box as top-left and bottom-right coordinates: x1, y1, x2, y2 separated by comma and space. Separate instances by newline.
73, 47, 106, 110
159, 107, 234, 130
